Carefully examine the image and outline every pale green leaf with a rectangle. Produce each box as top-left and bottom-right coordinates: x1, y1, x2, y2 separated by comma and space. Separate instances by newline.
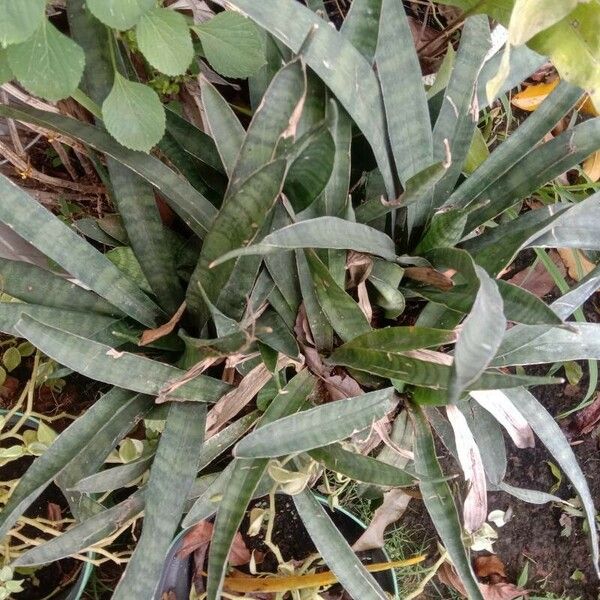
86, 0, 154, 30
7, 20, 84, 101
136, 7, 193, 76
234, 388, 397, 458
102, 73, 165, 152
0, 0, 45, 47
2, 347, 21, 372
463, 127, 489, 174
508, 0, 580, 45
193, 11, 266, 78
0, 49, 12, 84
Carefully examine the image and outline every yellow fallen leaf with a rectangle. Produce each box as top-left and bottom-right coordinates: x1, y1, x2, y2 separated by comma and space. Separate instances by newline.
512, 79, 559, 111
583, 151, 600, 182
557, 248, 595, 281
223, 556, 427, 593
580, 96, 599, 117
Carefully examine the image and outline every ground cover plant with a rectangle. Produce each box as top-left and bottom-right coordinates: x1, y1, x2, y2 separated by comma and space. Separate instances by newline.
0, 0, 600, 598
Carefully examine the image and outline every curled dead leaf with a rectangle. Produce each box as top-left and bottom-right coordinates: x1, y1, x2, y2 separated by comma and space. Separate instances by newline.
140, 302, 186, 346
511, 79, 559, 112
556, 248, 595, 281
474, 555, 507, 580
571, 393, 600, 436
404, 266, 454, 290
439, 563, 528, 600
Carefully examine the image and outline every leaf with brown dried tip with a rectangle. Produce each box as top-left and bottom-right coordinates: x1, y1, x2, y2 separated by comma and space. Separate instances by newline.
404, 267, 454, 291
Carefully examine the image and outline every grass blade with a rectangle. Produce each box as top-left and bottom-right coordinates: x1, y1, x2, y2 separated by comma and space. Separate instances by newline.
0, 172, 160, 327
112, 402, 207, 600
14, 315, 229, 401
234, 388, 397, 458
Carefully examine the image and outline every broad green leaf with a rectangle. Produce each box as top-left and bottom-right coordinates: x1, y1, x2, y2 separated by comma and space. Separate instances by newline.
502, 387, 599, 577
0, 388, 138, 540
447, 81, 583, 210
198, 78, 245, 177
294, 490, 389, 600
56, 394, 153, 519
306, 251, 371, 343
432, 16, 490, 207
463, 127, 489, 174
341, 0, 382, 62
465, 118, 600, 232
551, 264, 600, 319
2, 347, 21, 372
432, 0, 513, 22
0, 105, 218, 238
165, 107, 224, 173
184, 370, 315, 530
71, 455, 153, 493
409, 403, 484, 600
234, 388, 397, 458
212, 217, 397, 265
193, 12, 266, 79
0, 49, 13, 83
492, 323, 600, 366
105, 247, 151, 294
102, 73, 165, 152
448, 266, 506, 402
187, 159, 287, 320
223, 0, 395, 195
13, 489, 146, 567
0, 173, 160, 326
330, 326, 456, 363
112, 402, 206, 600
86, 0, 154, 30
296, 250, 333, 351
528, 2, 600, 108
0, 0, 45, 46
7, 20, 84, 101
136, 7, 193, 76
285, 126, 335, 211
508, 0, 580, 45
228, 59, 306, 196
0, 259, 119, 316
309, 443, 415, 487
415, 207, 469, 253
14, 315, 229, 402
205, 460, 267, 600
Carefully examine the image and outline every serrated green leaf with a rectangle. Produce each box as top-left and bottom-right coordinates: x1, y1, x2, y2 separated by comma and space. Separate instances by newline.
0, 258, 120, 317
112, 402, 206, 600
14, 315, 229, 402
194, 11, 266, 79
7, 19, 84, 101
0, 388, 141, 540
223, 0, 395, 195
235, 388, 397, 458
198, 77, 245, 177
213, 217, 397, 266
409, 403, 484, 599
102, 73, 165, 152
86, 0, 154, 30
2, 346, 21, 372
294, 490, 389, 600
0, 0, 45, 47
0, 173, 160, 327
448, 266, 506, 403
136, 7, 193, 76
502, 387, 599, 577
0, 105, 218, 238
309, 443, 415, 487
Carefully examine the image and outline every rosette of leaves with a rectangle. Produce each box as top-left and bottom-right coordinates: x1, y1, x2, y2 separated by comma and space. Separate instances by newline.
0, 0, 265, 151
0, 1, 599, 599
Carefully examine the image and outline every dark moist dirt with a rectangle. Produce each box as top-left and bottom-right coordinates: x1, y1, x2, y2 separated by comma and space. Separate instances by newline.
0, 439, 83, 599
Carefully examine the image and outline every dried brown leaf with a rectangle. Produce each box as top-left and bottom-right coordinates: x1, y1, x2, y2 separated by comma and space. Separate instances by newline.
507, 251, 565, 297
572, 393, 600, 436
352, 489, 411, 551
404, 267, 454, 291
439, 563, 528, 600
556, 248, 595, 281
324, 373, 363, 402
229, 532, 252, 566
140, 302, 187, 346
474, 555, 507, 579
178, 520, 213, 559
